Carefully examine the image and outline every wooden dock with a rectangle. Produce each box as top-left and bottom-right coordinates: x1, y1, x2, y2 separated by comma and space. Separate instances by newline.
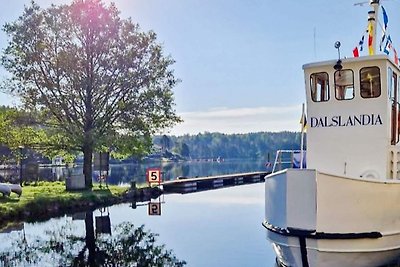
161, 171, 270, 193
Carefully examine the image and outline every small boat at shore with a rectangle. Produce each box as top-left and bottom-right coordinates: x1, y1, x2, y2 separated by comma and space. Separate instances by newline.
263, 1, 400, 266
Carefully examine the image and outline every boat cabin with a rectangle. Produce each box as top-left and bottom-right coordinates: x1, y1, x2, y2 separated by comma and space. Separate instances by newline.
303, 55, 400, 180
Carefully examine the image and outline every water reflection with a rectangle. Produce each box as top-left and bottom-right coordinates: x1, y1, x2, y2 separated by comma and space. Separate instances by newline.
0, 183, 273, 266
0, 159, 267, 185
0, 210, 186, 267
104, 159, 267, 184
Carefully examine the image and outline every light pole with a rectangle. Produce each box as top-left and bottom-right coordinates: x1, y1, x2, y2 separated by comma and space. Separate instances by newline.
18, 146, 23, 186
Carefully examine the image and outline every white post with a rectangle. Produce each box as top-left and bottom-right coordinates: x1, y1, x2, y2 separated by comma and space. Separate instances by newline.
369, 0, 380, 54
300, 103, 305, 169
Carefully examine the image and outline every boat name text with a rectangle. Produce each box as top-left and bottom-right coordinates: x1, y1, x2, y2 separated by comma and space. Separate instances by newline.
310, 114, 383, 128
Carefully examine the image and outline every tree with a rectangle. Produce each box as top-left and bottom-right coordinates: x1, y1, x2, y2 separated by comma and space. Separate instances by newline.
174, 142, 189, 158
2, 0, 181, 188
0, 106, 51, 162
161, 134, 171, 153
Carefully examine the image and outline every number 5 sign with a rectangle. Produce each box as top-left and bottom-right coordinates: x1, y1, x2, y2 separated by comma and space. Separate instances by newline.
146, 168, 162, 184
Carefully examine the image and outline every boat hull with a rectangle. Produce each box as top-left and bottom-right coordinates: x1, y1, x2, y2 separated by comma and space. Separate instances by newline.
267, 230, 400, 267
264, 169, 400, 267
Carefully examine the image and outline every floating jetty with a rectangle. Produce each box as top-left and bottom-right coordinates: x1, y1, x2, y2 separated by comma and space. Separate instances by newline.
161, 171, 270, 193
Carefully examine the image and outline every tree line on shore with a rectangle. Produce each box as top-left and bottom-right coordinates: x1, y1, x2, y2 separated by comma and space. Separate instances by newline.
0, 103, 302, 163
0, 105, 303, 165
153, 131, 302, 161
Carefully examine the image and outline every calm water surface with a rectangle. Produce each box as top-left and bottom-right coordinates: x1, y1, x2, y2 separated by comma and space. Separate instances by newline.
0, 183, 277, 267
0, 159, 269, 185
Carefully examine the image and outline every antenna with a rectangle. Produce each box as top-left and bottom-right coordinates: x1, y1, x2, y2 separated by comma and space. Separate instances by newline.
354, 0, 387, 6
354, 1, 369, 6
313, 27, 317, 59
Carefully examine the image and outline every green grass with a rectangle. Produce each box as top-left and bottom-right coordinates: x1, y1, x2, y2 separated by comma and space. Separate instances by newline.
0, 181, 129, 222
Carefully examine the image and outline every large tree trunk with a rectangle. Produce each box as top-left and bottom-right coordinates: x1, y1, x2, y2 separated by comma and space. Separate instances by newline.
83, 141, 93, 189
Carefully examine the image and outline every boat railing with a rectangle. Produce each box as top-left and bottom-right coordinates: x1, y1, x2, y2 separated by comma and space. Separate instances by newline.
272, 150, 306, 173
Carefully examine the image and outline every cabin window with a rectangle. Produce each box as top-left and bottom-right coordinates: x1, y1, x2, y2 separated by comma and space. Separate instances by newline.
392, 71, 397, 106
389, 67, 394, 99
360, 67, 381, 98
398, 76, 400, 101
334, 69, 354, 100
391, 70, 398, 144
310, 72, 329, 102
388, 68, 399, 145
398, 77, 400, 142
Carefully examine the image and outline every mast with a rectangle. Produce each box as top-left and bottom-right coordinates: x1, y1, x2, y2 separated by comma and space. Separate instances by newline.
369, 0, 380, 54
300, 103, 305, 169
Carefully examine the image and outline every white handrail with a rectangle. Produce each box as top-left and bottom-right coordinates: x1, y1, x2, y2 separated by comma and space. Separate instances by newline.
271, 150, 304, 173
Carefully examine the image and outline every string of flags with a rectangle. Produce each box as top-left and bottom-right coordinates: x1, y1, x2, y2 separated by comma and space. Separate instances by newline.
353, 35, 364, 57
353, 5, 399, 65
380, 5, 388, 50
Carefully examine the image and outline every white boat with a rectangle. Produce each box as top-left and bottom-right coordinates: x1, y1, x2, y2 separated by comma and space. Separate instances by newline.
263, 1, 400, 266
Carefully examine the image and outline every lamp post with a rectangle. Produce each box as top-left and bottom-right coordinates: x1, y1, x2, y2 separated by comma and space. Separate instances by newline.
18, 146, 23, 186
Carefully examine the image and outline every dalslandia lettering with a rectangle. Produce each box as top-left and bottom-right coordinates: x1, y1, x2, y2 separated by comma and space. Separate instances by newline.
310, 114, 383, 128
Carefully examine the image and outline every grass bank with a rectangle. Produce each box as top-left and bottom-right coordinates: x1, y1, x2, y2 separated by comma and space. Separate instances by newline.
0, 181, 131, 229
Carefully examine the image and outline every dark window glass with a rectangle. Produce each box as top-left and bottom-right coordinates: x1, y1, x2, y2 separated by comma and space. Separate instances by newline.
360, 67, 381, 98
310, 72, 329, 102
334, 69, 354, 100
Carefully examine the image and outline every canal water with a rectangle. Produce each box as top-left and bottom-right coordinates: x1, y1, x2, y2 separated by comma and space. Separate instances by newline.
0, 182, 277, 267
101, 158, 268, 185
0, 158, 269, 185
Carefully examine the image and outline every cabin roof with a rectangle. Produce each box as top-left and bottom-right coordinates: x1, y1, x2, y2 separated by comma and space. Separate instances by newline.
302, 54, 396, 70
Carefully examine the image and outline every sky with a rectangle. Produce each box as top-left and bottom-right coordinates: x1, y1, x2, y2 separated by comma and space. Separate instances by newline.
1, 0, 400, 135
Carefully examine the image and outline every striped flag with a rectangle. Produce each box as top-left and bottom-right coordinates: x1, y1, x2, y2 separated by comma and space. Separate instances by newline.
368, 21, 374, 55
384, 35, 392, 55
380, 6, 389, 51
382, 6, 388, 29
300, 110, 307, 132
380, 33, 387, 51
